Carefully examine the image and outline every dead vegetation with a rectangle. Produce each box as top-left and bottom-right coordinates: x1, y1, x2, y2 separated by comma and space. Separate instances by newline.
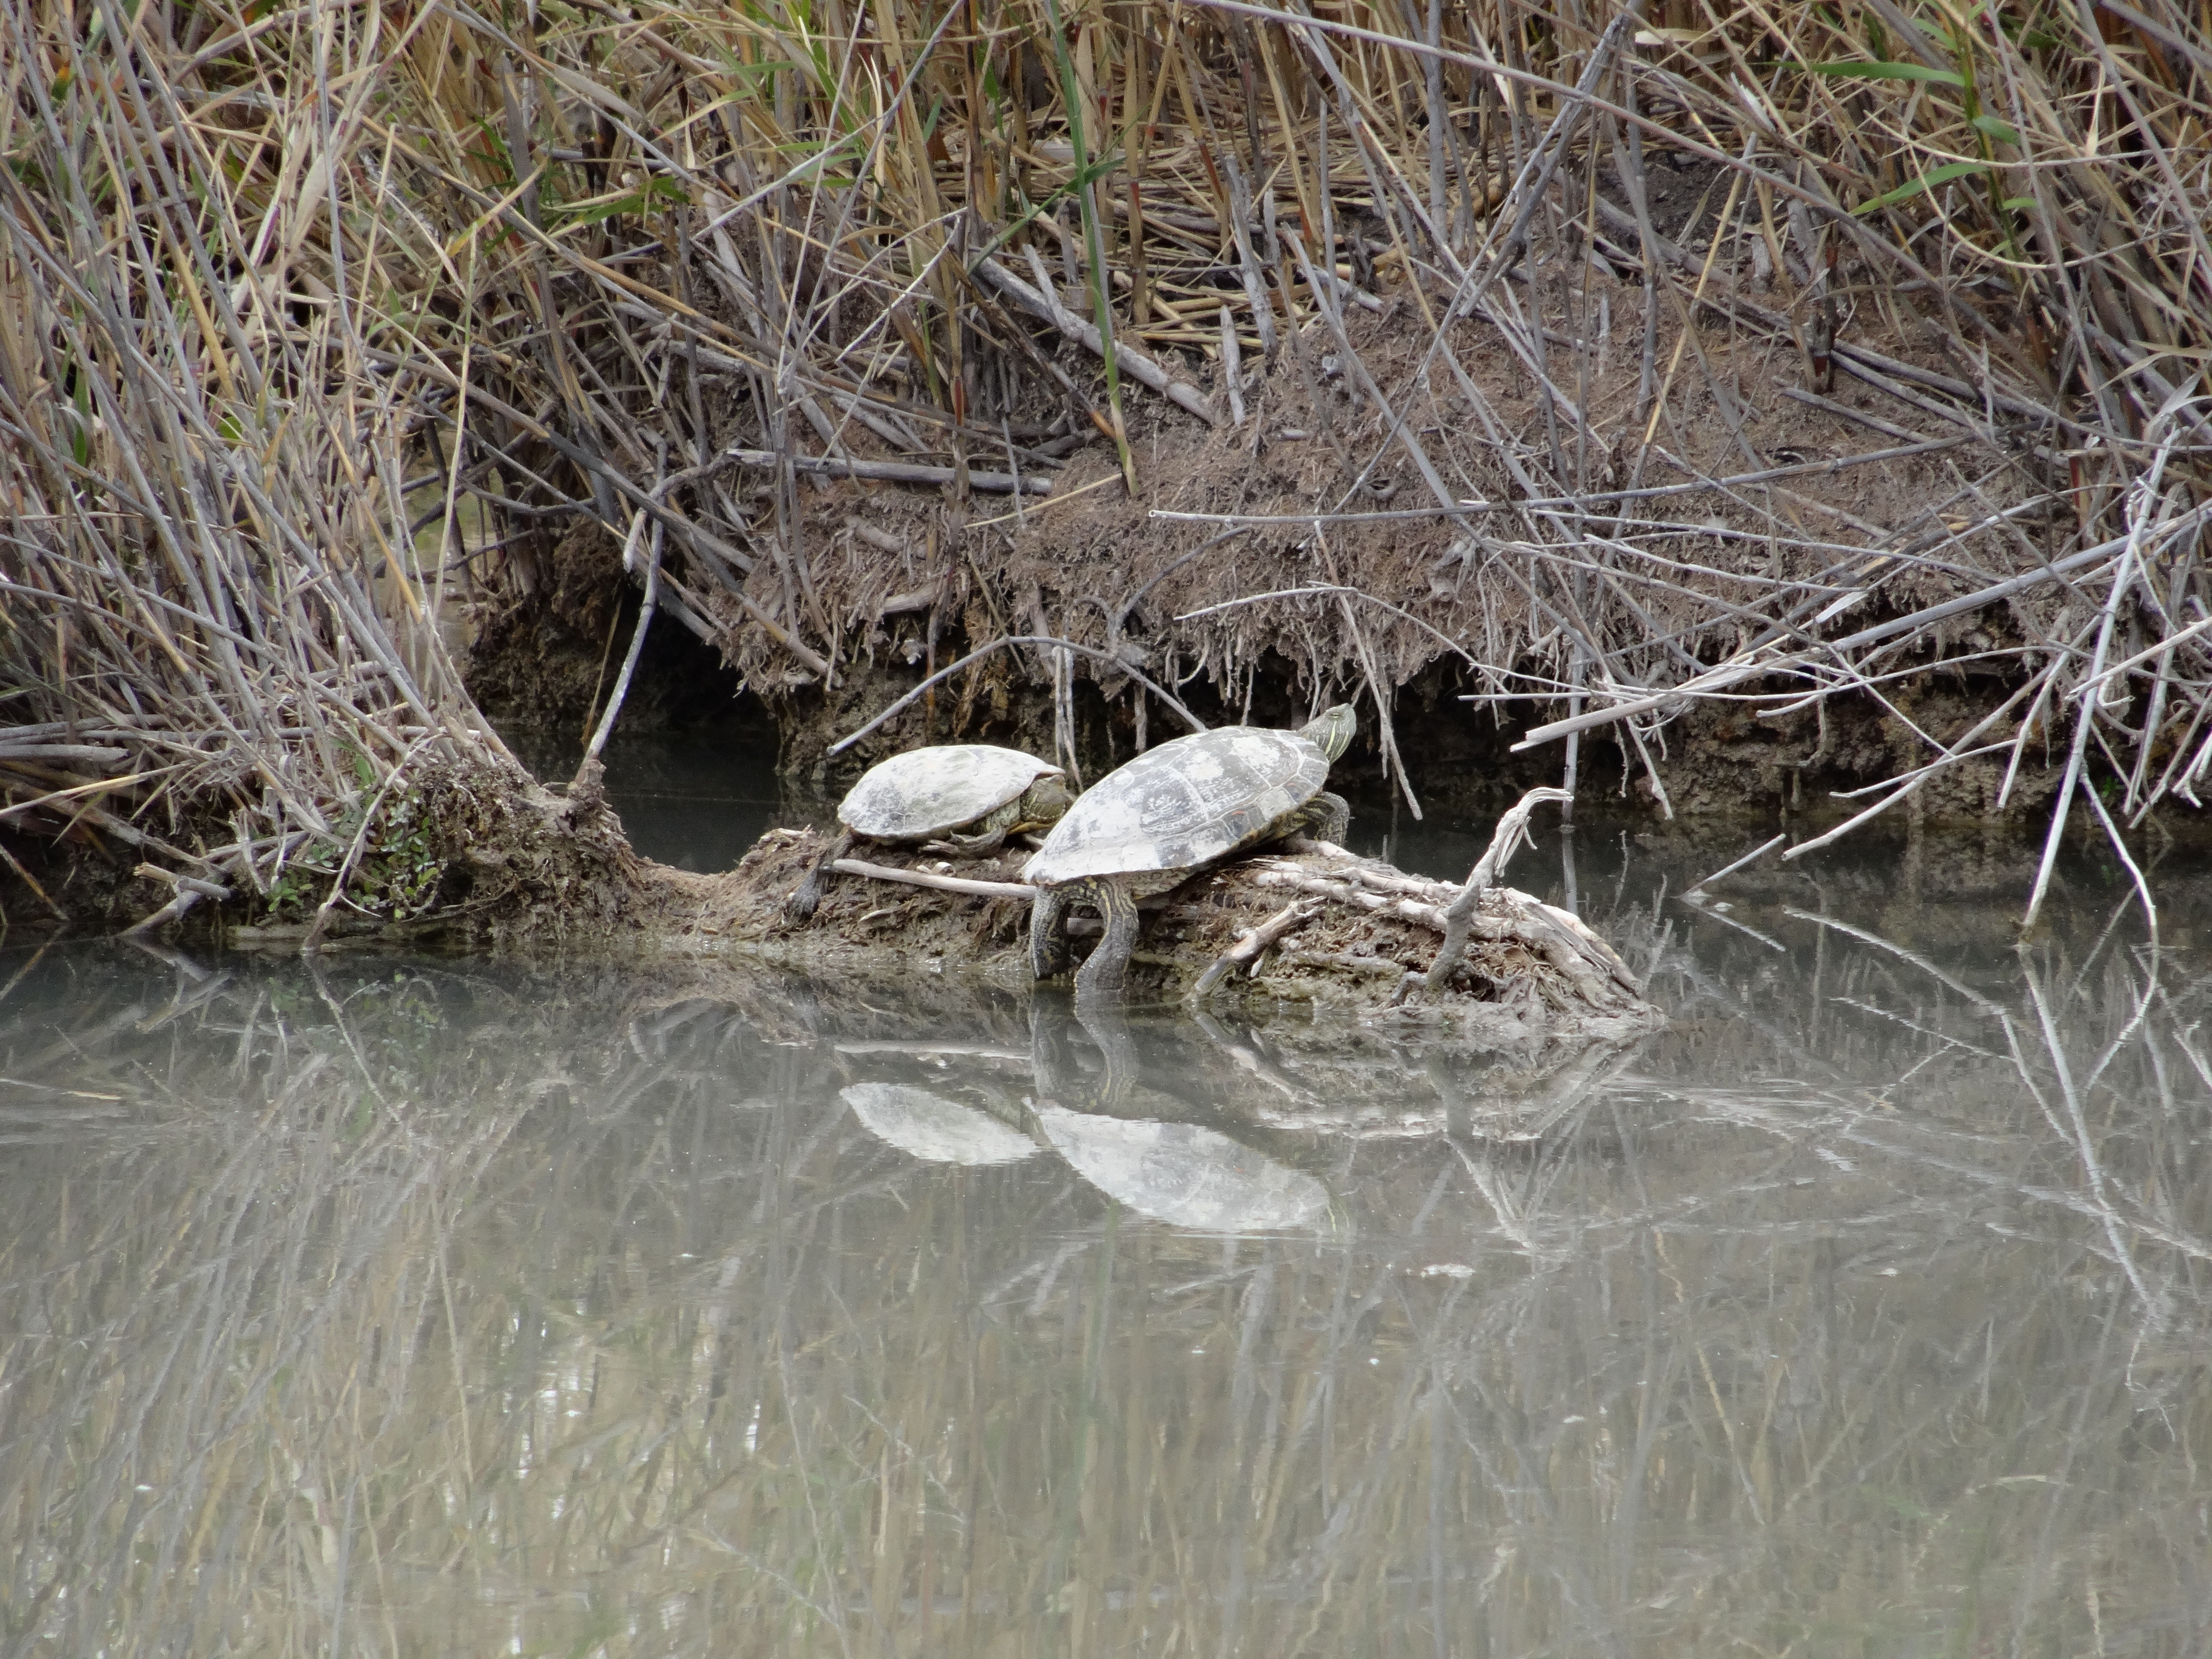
0, 0, 2208, 934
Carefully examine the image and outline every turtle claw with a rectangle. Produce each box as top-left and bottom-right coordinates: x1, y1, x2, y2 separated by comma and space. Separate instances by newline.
1030, 885, 1072, 980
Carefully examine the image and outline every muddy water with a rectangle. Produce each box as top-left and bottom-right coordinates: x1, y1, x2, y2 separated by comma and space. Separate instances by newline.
5, 812, 2212, 1657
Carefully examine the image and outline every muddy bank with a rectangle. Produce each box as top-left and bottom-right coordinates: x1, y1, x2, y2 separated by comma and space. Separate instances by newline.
460, 282, 2096, 834
468, 575, 2074, 833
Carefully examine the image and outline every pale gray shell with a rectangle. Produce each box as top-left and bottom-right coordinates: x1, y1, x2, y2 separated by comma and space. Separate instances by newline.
838, 745, 1061, 840
841, 1083, 1038, 1166
1035, 1108, 1328, 1232
1021, 727, 1326, 885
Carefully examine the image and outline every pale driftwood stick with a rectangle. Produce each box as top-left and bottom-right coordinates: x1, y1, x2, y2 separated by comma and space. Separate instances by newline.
1684, 833, 1786, 899
1396, 787, 1573, 1007
122, 863, 234, 936
1504, 892, 1644, 1000
1277, 950, 1405, 976
830, 858, 1036, 900
973, 254, 1222, 428
1274, 835, 1354, 860
722, 447, 1052, 495
1468, 788, 1575, 896
581, 496, 664, 775
1191, 898, 1321, 1000
827, 635, 1207, 755
0, 840, 65, 918
121, 891, 201, 936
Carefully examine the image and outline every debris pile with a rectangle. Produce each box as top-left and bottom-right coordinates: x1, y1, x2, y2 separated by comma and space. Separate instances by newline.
674, 789, 1663, 1048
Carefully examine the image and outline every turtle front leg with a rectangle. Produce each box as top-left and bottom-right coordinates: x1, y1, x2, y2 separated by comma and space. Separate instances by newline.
784, 827, 853, 921
1074, 880, 1141, 1006
1030, 883, 1072, 979
1298, 790, 1350, 845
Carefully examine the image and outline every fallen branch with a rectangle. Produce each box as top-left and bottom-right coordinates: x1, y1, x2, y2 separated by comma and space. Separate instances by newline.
122, 863, 234, 936
1397, 787, 1573, 1006
1685, 833, 1786, 899
1191, 898, 1321, 1000
722, 448, 1054, 495
0, 743, 130, 766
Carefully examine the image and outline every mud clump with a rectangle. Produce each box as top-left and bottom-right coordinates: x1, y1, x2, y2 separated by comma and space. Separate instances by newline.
667, 827, 1664, 1049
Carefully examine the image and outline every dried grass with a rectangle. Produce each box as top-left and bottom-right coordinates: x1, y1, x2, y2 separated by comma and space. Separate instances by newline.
1, 0, 2208, 923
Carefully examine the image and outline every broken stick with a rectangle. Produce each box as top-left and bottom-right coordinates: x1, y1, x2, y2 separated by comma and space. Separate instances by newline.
1394, 787, 1574, 1007
1191, 898, 1321, 1000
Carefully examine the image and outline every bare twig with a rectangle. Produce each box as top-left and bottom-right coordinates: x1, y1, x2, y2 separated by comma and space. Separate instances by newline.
828, 636, 1208, 755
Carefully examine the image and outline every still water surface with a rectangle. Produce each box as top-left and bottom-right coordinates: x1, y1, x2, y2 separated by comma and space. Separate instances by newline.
4, 792, 2212, 1656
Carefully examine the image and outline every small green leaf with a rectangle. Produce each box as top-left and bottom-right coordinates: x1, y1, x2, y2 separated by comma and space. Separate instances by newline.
1969, 113, 2022, 145
1854, 160, 1985, 213
1800, 59, 1965, 87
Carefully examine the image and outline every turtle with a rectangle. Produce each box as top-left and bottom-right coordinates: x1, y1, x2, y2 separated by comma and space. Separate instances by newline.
1022, 704, 1357, 1002
786, 744, 1073, 920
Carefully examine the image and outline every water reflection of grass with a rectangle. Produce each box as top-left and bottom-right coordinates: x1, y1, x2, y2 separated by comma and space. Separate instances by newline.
0, 932, 2208, 1655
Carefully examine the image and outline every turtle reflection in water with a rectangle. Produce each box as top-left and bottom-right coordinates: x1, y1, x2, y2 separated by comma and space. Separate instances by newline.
1023, 704, 1357, 1004
1035, 1111, 1327, 1232
1030, 1006, 1329, 1234
787, 743, 1072, 920
839, 1082, 1038, 1166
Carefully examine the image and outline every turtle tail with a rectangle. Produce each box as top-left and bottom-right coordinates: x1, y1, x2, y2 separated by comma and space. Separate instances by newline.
784, 828, 853, 922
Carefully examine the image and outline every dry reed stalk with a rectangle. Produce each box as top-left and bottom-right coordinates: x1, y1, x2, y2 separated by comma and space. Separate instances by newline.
2, 0, 2208, 928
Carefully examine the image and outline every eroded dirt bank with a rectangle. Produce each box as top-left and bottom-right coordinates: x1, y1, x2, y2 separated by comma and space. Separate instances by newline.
461, 277, 2101, 839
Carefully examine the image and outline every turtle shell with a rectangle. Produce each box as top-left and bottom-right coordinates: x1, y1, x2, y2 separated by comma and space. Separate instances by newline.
1021, 727, 1327, 885
838, 745, 1062, 841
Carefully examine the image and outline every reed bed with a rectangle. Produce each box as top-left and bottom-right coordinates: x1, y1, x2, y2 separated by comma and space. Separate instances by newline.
0, 0, 2207, 925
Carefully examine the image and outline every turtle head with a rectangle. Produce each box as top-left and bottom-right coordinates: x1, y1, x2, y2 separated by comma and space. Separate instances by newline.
1013, 772, 1076, 831
1300, 703, 1358, 762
